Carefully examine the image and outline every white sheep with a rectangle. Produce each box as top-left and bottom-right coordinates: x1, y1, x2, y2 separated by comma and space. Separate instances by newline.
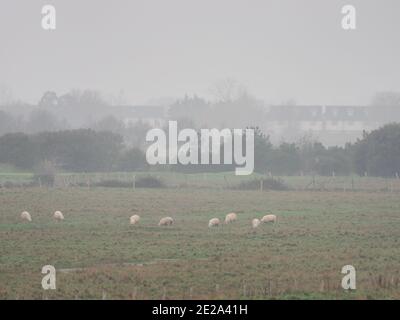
252, 218, 261, 229
21, 211, 32, 222
261, 214, 277, 223
53, 211, 65, 221
130, 215, 140, 225
158, 217, 174, 226
224, 212, 237, 224
208, 218, 220, 228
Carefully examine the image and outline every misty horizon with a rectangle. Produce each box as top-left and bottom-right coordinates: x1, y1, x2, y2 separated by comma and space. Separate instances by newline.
1, 0, 400, 106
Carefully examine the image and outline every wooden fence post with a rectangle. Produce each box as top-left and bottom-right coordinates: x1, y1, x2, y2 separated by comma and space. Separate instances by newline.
131, 287, 138, 300
319, 279, 325, 292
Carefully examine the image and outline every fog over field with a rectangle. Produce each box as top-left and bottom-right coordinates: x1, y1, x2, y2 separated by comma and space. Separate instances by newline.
1, 1, 400, 302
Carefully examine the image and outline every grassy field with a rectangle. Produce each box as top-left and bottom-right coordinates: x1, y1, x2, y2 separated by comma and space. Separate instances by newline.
1, 186, 400, 300
0, 164, 33, 184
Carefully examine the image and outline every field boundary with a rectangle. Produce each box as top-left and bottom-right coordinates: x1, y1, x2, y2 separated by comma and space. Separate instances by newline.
2, 171, 400, 193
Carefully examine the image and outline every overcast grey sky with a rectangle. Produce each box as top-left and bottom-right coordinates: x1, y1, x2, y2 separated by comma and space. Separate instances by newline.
1, 0, 400, 105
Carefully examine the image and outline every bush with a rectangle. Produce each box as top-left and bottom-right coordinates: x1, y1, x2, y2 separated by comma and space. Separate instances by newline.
0, 181, 18, 189
0, 181, 36, 189
135, 176, 166, 188
94, 180, 132, 188
234, 177, 289, 191
93, 176, 165, 189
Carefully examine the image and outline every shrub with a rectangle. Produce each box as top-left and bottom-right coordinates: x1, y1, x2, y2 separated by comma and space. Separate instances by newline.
93, 176, 165, 189
234, 177, 289, 191
94, 180, 132, 188
135, 176, 165, 188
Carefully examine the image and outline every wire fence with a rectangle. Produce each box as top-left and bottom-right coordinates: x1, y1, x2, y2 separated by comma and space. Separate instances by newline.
1, 171, 400, 193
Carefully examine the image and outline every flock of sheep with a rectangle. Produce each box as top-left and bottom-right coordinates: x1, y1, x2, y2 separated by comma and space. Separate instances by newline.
207, 213, 277, 229
20, 210, 64, 222
20, 210, 276, 229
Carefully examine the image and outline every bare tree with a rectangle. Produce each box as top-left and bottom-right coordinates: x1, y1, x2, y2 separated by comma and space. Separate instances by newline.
209, 78, 247, 103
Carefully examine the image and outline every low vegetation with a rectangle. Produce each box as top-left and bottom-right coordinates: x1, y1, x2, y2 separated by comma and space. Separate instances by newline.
233, 177, 289, 191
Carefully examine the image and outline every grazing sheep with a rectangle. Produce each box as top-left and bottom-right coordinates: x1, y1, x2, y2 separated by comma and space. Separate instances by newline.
208, 218, 220, 228
130, 215, 140, 225
158, 217, 174, 226
261, 214, 277, 223
21, 211, 32, 222
252, 218, 261, 229
224, 212, 237, 224
53, 211, 65, 221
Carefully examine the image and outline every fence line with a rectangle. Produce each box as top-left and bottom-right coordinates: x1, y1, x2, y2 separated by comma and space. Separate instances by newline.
2, 172, 400, 193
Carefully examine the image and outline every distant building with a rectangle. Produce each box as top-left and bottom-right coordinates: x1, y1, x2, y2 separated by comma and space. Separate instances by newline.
111, 105, 167, 127
265, 105, 400, 146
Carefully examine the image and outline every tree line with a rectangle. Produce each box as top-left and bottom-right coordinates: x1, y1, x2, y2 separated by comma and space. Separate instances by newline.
0, 123, 399, 177
0, 129, 146, 173
253, 124, 400, 177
